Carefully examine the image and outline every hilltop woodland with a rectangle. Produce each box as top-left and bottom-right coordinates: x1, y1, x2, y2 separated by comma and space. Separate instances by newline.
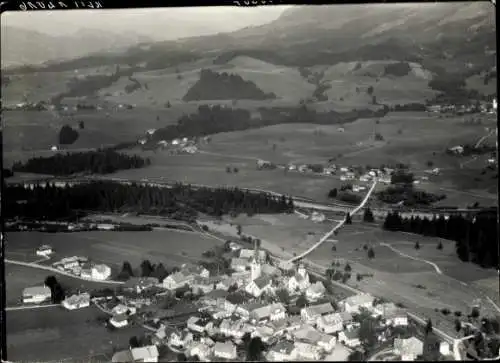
383, 211, 498, 269
183, 69, 277, 101
4, 182, 294, 221
149, 104, 388, 145
12, 150, 150, 176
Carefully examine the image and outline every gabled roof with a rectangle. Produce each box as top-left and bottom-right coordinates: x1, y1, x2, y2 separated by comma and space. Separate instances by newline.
23, 286, 51, 296
344, 293, 374, 306
111, 350, 134, 363
307, 281, 326, 294
253, 276, 272, 289
303, 302, 334, 317
130, 345, 159, 361
202, 289, 229, 300
111, 313, 128, 323
251, 303, 286, 320
214, 341, 236, 354
270, 340, 295, 355
394, 337, 424, 355
342, 328, 360, 340
231, 257, 249, 267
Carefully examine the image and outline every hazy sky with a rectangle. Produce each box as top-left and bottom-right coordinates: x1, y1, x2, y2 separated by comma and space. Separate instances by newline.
2, 6, 291, 40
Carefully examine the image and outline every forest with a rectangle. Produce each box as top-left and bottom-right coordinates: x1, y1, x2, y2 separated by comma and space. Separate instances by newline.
4, 181, 294, 221
149, 103, 388, 145
182, 69, 276, 101
383, 210, 498, 269
12, 149, 150, 176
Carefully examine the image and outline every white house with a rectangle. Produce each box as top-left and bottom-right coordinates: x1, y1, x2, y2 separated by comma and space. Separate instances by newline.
339, 328, 361, 348
36, 245, 53, 257
306, 281, 326, 301
236, 302, 266, 320
169, 331, 193, 348
267, 340, 297, 361
109, 314, 129, 328
311, 212, 325, 223
130, 345, 159, 362
250, 303, 287, 323
112, 304, 136, 316
394, 337, 424, 361
316, 313, 344, 334
301, 302, 335, 323
51, 145, 58, 151
124, 277, 159, 293
245, 276, 272, 297
187, 317, 213, 334
213, 341, 237, 360
340, 293, 375, 313
172, 139, 180, 145
189, 343, 212, 361
91, 264, 111, 280
287, 265, 311, 294
62, 293, 90, 310
231, 257, 249, 272
239, 249, 267, 263
251, 325, 275, 343
163, 271, 194, 290
293, 341, 322, 360
439, 341, 450, 356
22, 286, 52, 304
385, 309, 409, 327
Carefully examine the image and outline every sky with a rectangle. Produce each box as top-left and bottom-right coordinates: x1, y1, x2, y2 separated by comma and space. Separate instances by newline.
2, 6, 291, 41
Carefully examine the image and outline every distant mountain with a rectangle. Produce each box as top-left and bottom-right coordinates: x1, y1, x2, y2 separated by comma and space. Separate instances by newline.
5, 3, 496, 77
1, 26, 152, 68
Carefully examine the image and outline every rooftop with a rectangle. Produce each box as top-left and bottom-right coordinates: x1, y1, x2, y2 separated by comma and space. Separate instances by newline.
344, 293, 374, 306
303, 302, 334, 316
214, 341, 236, 354
23, 286, 51, 296
130, 345, 159, 361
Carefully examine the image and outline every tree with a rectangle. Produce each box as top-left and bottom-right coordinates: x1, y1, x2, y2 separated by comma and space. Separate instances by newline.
44, 276, 58, 290
276, 289, 290, 305
328, 188, 338, 198
118, 261, 134, 280
359, 317, 377, 348
177, 353, 187, 362
226, 166, 232, 173
129, 336, 140, 348
427, 160, 434, 167
272, 143, 277, 151
372, 95, 377, 105
296, 294, 308, 308
367, 86, 374, 95
471, 307, 480, 318
363, 208, 375, 223
233, 167, 239, 173
151, 263, 168, 282
367, 247, 375, 259
246, 337, 265, 362
345, 213, 352, 225
141, 260, 154, 277
425, 319, 433, 335
237, 225, 242, 236
344, 263, 352, 273
59, 124, 79, 145
415, 241, 421, 250
348, 350, 364, 361
437, 241, 443, 250
78, 121, 85, 129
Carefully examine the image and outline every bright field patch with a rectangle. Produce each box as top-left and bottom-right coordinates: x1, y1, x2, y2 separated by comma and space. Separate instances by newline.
6, 230, 223, 274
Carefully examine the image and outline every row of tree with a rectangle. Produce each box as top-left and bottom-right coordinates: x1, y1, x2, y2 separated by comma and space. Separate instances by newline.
376, 184, 446, 206
12, 149, 150, 176
44, 276, 66, 303
383, 210, 498, 268
5, 182, 294, 221
117, 260, 173, 282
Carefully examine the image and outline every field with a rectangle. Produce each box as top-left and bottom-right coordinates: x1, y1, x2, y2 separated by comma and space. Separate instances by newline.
6, 306, 144, 362
465, 72, 497, 96
6, 230, 223, 275
204, 212, 500, 328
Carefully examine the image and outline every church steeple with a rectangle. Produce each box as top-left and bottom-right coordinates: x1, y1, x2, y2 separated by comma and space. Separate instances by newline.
250, 239, 262, 281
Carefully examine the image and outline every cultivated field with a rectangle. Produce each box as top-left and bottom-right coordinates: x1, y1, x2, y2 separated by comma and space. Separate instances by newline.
6, 306, 143, 362
6, 230, 223, 275
202, 213, 500, 326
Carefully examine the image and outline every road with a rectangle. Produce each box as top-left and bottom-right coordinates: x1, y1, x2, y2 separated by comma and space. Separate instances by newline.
5, 259, 125, 285
379, 243, 443, 274
288, 180, 378, 263
6, 304, 60, 311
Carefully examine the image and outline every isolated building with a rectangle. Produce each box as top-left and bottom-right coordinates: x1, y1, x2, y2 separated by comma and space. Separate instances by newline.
130, 345, 159, 362
62, 293, 90, 310
91, 264, 111, 280
22, 286, 52, 304
36, 245, 53, 257
109, 314, 129, 328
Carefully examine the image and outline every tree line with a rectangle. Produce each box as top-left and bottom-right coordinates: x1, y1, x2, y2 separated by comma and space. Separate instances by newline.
383, 210, 498, 269
12, 149, 150, 176
4, 181, 294, 221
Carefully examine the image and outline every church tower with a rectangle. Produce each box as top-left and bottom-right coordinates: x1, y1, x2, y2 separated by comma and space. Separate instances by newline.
250, 240, 262, 281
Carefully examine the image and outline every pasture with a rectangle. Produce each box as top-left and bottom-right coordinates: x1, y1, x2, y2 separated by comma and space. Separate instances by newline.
6, 230, 223, 275
6, 306, 143, 362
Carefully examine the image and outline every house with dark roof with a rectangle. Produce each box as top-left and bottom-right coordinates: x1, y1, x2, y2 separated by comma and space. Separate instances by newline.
245, 275, 273, 297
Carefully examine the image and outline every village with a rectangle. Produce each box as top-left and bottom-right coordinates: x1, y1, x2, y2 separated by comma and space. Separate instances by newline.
19, 240, 471, 363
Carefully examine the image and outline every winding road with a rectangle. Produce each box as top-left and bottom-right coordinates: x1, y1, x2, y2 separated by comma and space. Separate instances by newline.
378, 243, 443, 274
287, 180, 378, 263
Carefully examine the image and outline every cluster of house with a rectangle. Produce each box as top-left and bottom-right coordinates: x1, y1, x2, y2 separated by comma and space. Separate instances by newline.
340, 166, 392, 185
138, 135, 198, 154
427, 99, 497, 114
52, 256, 112, 281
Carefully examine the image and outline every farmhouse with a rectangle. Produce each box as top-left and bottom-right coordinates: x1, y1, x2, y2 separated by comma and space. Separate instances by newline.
22, 286, 52, 304
62, 293, 90, 310
306, 281, 326, 301
191, 276, 216, 295
213, 341, 237, 360
293, 325, 336, 352
251, 325, 275, 343
36, 245, 53, 257
163, 270, 194, 290
183, 264, 210, 279
231, 257, 249, 272
316, 313, 344, 334
394, 337, 424, 361
169, 331, 193, 348
385, 309, 408, 327
245, 275, 273, 297
130, 345, 159, 362
287, 264, 311, 294
112, 304, 136, 316
250, 303, 287, 323
109, 314, 129, 328
448, 145, 464, 154
189, 343, 212, 361
91, 264, 112, 280
311, 212, 326, 223
200, 289, 229, 306
239, 248, 267, 263
293, 341, 322, 360
301, 302, 335, 323
267, 340, 297, 361
338, 328, 361, 348
340, 293, 375, 313
236, 302, 266, 320
124, 277, 159, 293
187, 316, 213, 334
